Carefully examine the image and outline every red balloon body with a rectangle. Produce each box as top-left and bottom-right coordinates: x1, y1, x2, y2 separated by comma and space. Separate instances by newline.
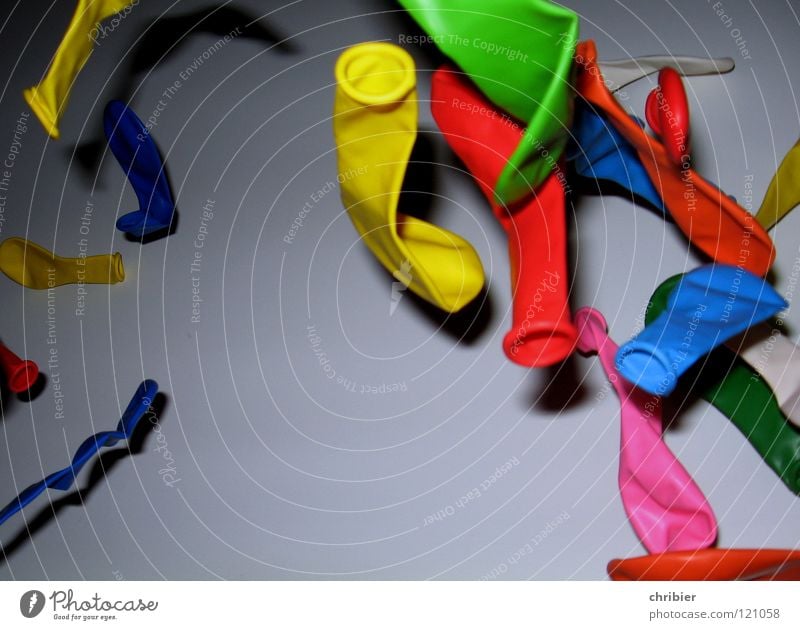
431, 67, 576, 367
645, 68, 691, 166
608, 548, 800, 581
0, 340, 39, 394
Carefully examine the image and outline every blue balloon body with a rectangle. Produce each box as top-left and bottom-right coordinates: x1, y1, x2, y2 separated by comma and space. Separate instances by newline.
616, 265, 787, 396
568, 102, 666, 214
0, 380, 158, 525
104, 100, 175, 237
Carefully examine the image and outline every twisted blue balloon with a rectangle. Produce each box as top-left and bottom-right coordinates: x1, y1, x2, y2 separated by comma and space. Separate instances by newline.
616, 266, 786, 396
568, 102, 666, 214
104, 100, 175, 238
0, 380, 159, 525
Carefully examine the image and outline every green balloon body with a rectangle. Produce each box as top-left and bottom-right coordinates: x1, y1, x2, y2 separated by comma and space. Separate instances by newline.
646, 275, 800, 494
398, 0, 578, 204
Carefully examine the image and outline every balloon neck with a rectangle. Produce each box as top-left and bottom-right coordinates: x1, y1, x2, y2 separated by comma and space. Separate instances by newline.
60, 253, 125, 284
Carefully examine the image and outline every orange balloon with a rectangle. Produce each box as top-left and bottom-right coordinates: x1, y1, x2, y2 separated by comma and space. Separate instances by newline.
574, 40, 775, 277
608, 548, 800, 581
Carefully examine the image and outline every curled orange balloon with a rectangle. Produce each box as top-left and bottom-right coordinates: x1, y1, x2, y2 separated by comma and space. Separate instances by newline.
574, 40, 775, 276
608, 548, 800, 581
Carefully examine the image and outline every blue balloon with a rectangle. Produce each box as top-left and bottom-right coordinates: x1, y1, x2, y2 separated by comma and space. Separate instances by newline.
568, 102, 666, 214
616, 265, 787, 396
104, 100, 175, 237
0, 380, 159, 525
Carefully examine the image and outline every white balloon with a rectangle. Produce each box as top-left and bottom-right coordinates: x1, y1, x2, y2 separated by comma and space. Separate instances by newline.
599, 55, 735, 91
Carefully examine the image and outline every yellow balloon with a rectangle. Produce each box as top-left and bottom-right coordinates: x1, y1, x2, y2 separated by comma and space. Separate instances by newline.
756, 137, 800, 231
0, 237, 124, 289
24, 0, 134, 139
333, 42, 484, 313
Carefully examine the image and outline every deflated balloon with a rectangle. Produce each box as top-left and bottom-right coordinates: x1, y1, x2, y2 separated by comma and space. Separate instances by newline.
0, 380, 158, 526
574, 40, 775, 276
568, 101, 665, 213
608, 548, 800, 581
575, 307, 716, 554
733, 325, 800, 429
104, 100, 176, 238
598, 55, 734, 92
333, 42, 484, 313
646, 273, 800, 494
431, 66, 576, 366
0, 339, 39, 394
24, 0, 135, 139
644, 68, 691, 166
398, 0, 579, 204
616, 264, 786, 396
0, 237, 124, 289
755, 137, 800, 230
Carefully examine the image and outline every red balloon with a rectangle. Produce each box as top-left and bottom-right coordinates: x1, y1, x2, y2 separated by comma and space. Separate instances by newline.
431, 67, 577, 367
608, 548, 800, 581
0, 340, 39, 394
645, 68, 691, 166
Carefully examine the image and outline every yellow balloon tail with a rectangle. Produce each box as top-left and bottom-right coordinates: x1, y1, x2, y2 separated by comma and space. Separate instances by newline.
24, 0, 136, 139
756, 137, 800, 231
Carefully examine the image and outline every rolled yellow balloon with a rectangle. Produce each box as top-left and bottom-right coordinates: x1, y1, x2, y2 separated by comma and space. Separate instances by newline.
756, 137, 800, 230
333, 42, 484, 313
0, 237, 124, 289
24, 0, 134, 139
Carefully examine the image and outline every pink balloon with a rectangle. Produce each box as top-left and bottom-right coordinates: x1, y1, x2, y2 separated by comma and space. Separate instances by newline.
574, 307, 717, 553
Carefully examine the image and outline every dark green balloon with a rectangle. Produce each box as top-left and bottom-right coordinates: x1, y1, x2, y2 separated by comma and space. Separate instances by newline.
647, 274, 800, 494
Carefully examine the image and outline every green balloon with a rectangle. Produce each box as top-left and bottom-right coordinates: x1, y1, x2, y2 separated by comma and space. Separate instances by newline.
398, 0, 578, 204
647, 274, 800, 494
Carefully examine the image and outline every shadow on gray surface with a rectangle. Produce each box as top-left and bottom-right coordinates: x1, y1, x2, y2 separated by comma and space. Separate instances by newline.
127, 4, 296, 74
403, 286, 494, 345
0, 371, 46, 418
524, 191, 587, 412
0, 393, 168, 566
530, 355, 588, 412
382, 4, 450, 70
69, 4, 297, 174
122, 210, 180, 245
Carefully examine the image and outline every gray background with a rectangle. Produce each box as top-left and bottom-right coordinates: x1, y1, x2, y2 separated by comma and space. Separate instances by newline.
0, 0, 799, 580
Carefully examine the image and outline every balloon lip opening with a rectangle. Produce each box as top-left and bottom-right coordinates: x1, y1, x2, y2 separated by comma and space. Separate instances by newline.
616, 343, 675, 396
503, 320, 578, 367
573, 306, 609, 354
23, 87, 60, 140
335, 42, 416, 107
607, 549, 800, 581
112, 253, 125, 283
116, 211, 170, 237
116, 212, 144, 235
8, 360, 38, 393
